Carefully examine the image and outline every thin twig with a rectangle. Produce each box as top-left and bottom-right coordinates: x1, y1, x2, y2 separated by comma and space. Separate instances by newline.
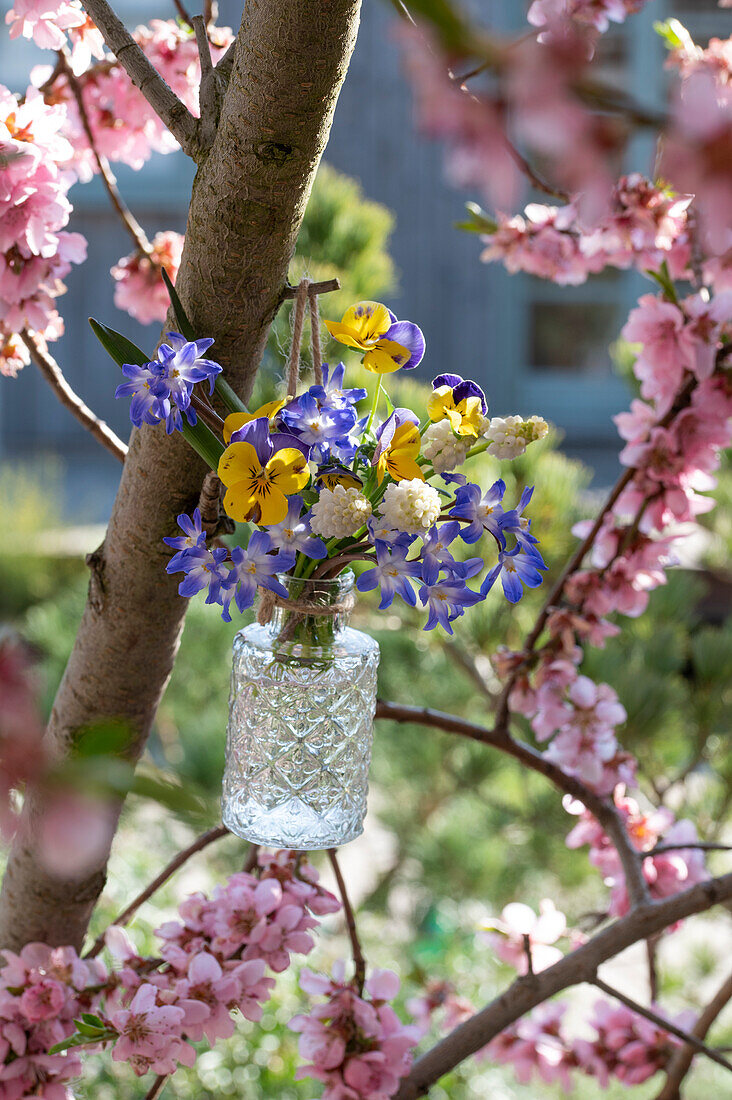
647, 842, 732, 856
646, 936, 659, 1002
80, 0, 200, 155
522, 933, 534, 976
85, 825, 229, 958
375, 700, 650, 908
243, 844, 259, 873
656, 969, 732, 1100
144, 1074, 168, 1100
328, 849, 366, 994
57, 49, 151, 256
171, 0, 194, 29
282, 277, 340, 300
22, 331, 128, 463
592, 975, 732, 1075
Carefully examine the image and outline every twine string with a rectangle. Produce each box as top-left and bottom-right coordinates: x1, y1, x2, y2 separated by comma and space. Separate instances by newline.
256, 587, 355, 626
308, 285, 324, 387
286, 278, 310, 398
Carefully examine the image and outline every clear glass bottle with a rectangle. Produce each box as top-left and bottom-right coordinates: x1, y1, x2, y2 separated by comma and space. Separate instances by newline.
222, 571, 380, 849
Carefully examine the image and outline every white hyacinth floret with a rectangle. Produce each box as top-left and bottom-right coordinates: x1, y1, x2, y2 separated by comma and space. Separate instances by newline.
378, 478, 441, 534
310, 485, 373, 538
483, 415, 549, 460
422, 419, 471, 475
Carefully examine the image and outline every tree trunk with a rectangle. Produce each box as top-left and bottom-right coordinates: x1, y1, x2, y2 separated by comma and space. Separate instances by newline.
0, 0, 362, 951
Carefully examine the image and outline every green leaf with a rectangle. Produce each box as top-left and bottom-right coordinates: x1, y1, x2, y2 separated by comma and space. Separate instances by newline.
89, 318, 149, 368
131, 766, 210, 820
214, 376, 249, 415
644, 261, 679, 304
455, 202, 497, 235
653, 18, 694, 52
161, 267, 196, 341
162, 268, 248, 416
80, 1013, 105, 1028
180, 419, 224, 471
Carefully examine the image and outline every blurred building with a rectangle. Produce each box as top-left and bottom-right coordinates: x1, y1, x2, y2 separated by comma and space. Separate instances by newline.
0, 0, 721, 520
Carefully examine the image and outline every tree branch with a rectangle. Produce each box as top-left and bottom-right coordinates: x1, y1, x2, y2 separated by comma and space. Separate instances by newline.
328, 849, 366, 994
80, 0, 200, 157
655, 969, 732, 1100
192, 14, 218, 148
592, 975, 732, 1075
394, 872, 732, 1099
58, 48, 151, 256
375, 700, 650, 908
85, 825, 230, 958
21, 331, 127, 463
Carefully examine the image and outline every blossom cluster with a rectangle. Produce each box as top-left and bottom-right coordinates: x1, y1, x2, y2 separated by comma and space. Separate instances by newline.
0, 941, 109, 1097
0, 14, 224, 372
479, 176, 693, 287
402, 13, 731, 236
486, 996, 690, 1089
30, 18, 232, 175
290, 963, 420, 1099
111, 230, 184, 326
111, 302, 551, 632
566, 790, 708, 918
0, 83, 86, 376
528, 1, 651, 52
409, 895, 694, 1090
0, 851, 341, 1093
0, 850, 425, 1097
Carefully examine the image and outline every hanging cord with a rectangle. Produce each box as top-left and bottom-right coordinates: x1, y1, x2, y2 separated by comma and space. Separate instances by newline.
285, 276, 326, 396
308, 283, 325, 387
286, 278, 310, 398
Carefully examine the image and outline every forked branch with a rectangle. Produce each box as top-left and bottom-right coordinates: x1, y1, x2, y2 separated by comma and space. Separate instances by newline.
80, 0, 201, 156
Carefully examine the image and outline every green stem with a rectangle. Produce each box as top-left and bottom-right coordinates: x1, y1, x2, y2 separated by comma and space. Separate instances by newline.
365, 378, 383, 436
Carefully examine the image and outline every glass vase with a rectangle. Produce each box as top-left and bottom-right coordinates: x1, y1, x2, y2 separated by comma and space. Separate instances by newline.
222, 571, 380, 849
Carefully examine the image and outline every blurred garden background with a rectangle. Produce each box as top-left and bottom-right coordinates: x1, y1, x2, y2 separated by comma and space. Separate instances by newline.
1, 0, 732, 1096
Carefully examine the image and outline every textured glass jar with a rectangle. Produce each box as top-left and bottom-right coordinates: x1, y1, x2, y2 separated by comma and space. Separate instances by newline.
222, 572, 380, 849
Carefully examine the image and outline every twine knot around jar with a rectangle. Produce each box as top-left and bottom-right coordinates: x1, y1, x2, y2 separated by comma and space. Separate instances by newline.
256, 585, 356, 626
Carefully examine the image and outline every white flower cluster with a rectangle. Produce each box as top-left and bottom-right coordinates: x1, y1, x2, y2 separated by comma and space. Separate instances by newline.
483, 415, 549, 460
422, 420, 471, 474
378, 478, 441, 534
310, 485, 372, 538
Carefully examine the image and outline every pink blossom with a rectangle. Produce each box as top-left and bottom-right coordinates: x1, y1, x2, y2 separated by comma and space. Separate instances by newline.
110, 983, 191, 1075
482, 899, 566, 974
5, 0, 85, 51
574, 997, 692, 1084
111, 230, 184, 325
622, 294, 695, 414
486, 1001, 576, 1089
406, 980, 474, 1036
291, 965, 419, 1100
661, 69, 732, 253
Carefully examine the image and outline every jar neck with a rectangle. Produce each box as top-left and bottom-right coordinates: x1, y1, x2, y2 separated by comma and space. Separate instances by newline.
268, 572, 355, 646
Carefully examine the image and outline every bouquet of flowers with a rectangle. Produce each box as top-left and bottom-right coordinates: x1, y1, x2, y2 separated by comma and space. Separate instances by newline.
101, 289, 549, 634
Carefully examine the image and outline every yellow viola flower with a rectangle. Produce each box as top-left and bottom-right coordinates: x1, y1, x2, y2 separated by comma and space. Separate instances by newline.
427, 373, 487, 439
324, 301, 425, 375
217, 418, 309, 525
373, 409, 425, 485
223, 398, 286, 444
315, 464, 364, 492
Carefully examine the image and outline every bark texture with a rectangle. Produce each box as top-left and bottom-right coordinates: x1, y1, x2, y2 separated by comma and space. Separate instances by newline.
0, 0, 362, 951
